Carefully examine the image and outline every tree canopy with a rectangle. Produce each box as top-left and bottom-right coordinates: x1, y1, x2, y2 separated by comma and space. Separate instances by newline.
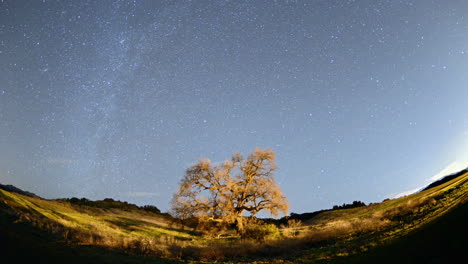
171, 148, 288, 233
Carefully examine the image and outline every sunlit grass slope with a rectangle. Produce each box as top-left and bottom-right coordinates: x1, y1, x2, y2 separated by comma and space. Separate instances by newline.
0, 190, 198, 257
0, 171, 466, 263
331, 201, 468, 264
285, 171, 468, 263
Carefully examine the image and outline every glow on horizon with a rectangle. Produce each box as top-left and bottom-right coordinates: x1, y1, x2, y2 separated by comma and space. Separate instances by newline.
395, 131, 468, 198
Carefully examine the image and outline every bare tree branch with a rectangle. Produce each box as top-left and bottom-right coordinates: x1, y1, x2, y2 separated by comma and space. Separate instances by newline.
171, 148, 288, 233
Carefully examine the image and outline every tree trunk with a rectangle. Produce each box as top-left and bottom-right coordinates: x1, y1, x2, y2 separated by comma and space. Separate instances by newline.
235, 216, 244, 234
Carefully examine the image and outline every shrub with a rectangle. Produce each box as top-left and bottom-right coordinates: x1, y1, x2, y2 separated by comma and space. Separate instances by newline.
287, 219, 302, 228
141, 205, 161, 214
196, 219, 229, 238
332, 200, 366, 210
243, 223, 281, 242
281, 219, 303, 237
61, 197, 162, 213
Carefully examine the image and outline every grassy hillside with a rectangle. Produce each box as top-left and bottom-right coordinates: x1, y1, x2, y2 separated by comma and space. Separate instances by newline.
289, 171, 468, 263
0, 189, 197, 255
0, 171, 467, 263
331, 201, 468, 264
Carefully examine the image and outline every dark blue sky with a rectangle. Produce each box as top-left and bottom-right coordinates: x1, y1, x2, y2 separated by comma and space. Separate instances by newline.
1, 0, 467, 214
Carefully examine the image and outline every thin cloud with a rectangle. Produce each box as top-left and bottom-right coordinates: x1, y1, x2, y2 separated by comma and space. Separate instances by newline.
429, 161, 465, 182
394, 187, 421, 198
393, 161, 464, 199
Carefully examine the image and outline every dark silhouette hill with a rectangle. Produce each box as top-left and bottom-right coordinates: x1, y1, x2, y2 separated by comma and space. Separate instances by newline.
0, 183, 40, 198
57, 197, 161, 214
421, 167, 468, 191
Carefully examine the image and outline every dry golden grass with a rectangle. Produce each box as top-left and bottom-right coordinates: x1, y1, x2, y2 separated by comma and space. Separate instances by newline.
1, 171, 466, 262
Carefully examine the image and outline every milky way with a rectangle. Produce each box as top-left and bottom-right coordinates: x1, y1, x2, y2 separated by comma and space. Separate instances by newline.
1, 0, 468, 213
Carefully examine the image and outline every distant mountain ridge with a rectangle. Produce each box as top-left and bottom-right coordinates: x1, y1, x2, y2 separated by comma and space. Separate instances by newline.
0, 183, 40, 198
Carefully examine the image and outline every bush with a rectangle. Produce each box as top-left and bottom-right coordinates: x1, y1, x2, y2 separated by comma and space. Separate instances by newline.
243, 224, 281, 242
287, 219, 302, 228
332, 200, 366, 210
196, 219, 229, 238
141, 205, 161, 214
281, 219, 303, 237
61, 197, 161, 214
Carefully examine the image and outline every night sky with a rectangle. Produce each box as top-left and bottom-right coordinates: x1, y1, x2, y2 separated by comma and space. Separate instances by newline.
1, 0, 468, 214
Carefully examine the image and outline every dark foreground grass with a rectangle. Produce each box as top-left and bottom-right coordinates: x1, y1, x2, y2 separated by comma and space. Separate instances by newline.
327, 201, 468, 264
0, 210, 179, 264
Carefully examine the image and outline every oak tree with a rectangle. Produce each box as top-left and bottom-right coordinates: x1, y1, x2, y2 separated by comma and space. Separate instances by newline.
171, 148, 288, 233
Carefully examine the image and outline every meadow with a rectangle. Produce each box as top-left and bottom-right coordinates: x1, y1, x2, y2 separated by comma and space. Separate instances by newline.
0, 171, 466, 263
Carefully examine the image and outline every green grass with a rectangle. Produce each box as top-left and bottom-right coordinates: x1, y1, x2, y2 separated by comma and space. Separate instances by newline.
0, 171, 467, 263
0, 189, 195, 240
